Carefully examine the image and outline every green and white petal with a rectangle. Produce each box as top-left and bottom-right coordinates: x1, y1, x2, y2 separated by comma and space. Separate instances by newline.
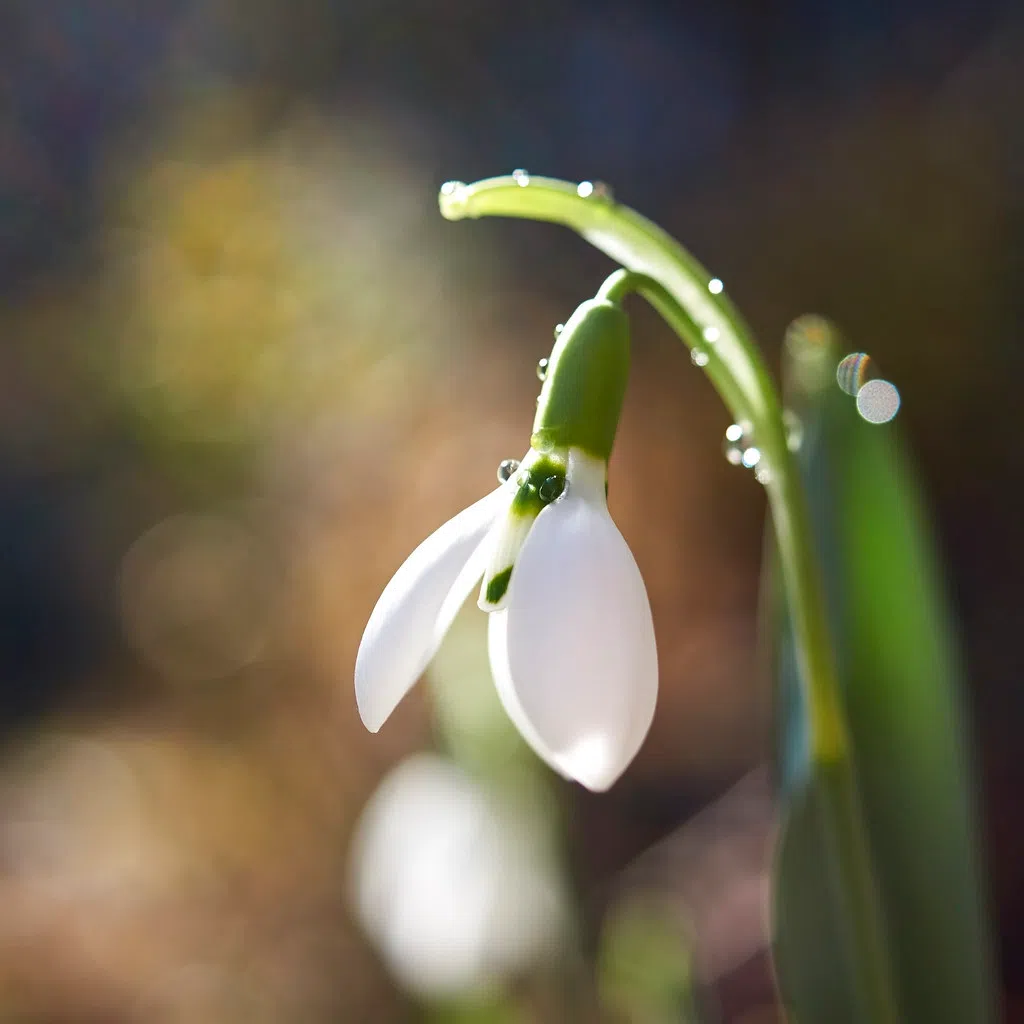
477, 507, 536, 613
356, 488, 508, 732
478, 449, 567, 612
487, 450, 658, 791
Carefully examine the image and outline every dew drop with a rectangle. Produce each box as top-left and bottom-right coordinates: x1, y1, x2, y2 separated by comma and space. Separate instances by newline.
783, 409, 803, 452
512, 168, 530, 187
576, 181, 594, 198
723, 422, 747, 465
837, 352, 874, 396
553, 323, 564, 338
856, 379, 901, 424
691, 349, 710, 367
754, 465, 773, 485
708, 278, 724, 295
439, 180, 465, 196
536, 357, 549, 381
538, 476, 565, 503
723, 422, 763, 474
702, 325, 720, 344
497, 459, 520, 483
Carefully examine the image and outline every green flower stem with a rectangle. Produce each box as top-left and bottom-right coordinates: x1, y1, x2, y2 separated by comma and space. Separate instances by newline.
596, 269, 751, 436
441, 175, 899, 1022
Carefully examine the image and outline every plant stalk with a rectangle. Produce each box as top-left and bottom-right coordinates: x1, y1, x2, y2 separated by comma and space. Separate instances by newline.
441, 175, 900, 1022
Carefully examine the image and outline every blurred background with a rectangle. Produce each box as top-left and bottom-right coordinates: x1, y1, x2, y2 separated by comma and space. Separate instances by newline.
1, 0, 1022, 1020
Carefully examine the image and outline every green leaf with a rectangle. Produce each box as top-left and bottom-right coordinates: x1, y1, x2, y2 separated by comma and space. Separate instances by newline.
771, 325, 998, 1023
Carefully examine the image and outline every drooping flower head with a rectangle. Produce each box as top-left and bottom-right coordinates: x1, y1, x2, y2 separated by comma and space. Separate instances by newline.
355, 295, 657, 790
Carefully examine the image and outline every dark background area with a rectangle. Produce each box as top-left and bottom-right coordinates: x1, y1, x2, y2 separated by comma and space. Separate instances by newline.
1, 1, 1022, 1020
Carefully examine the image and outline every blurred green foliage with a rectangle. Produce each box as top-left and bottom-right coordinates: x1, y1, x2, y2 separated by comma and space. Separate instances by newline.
772, 321, 998, 1022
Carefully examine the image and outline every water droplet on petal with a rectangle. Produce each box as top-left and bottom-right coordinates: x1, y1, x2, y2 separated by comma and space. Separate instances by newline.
856, 379, 901, 423
536, 357, 549, 381
783, 409, 803, 452
553, 323, 564, 338
702, 325, 720, 344
512, 169, 530, 187
837, 352, 874, 395
576, 181, 594, 197
691, 349, 710, 367
754, 465, 773, 485
741, 447, 761, 469
538, 475, 565, 503
440, 180, 465, 196
708, 278, 724, 295
497, 459, 520, 483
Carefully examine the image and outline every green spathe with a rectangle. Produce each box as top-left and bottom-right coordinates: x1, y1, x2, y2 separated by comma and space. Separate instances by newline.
532, 299, 630, 461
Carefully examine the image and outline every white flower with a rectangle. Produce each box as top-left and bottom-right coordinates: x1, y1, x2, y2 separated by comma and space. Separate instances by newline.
355, 446, 658, 791
350, 753, 565, 996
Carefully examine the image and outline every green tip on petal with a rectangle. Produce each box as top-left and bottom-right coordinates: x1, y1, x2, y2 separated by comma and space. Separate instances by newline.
532, 299, 630, 462
485, 566, 513, 605
478, 451, 567, 612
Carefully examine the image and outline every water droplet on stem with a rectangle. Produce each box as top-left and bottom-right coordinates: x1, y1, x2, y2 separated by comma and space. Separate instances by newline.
856, 379, 900, 423
837, 352, 875, 396
723, 422, 765, 477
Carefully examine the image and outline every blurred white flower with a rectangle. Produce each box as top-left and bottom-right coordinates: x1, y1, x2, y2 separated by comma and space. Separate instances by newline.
349, 754, 563, 996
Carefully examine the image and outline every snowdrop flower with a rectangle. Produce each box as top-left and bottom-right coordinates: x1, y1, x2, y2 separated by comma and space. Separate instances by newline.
355, 297, 658, 790
350, 753, 564, 996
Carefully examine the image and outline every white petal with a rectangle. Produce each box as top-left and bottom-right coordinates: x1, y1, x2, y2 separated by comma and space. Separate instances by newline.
356, 488, 505, 731
487, 460, 657, 791
349, 753, 566, 996
477, 449, 564, 613
478, 507, 536, 612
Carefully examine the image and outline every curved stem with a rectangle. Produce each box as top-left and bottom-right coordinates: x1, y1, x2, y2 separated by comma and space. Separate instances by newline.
594, 269, 846, 759
440, 176, 778, 426
596, 269, 750, 426
441, 176, 898, 1022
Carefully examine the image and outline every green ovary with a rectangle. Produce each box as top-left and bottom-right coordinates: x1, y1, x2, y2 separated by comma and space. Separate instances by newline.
531, 299, 630, 462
